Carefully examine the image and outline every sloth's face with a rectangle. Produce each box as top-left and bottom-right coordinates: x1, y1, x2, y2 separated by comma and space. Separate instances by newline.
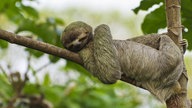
62, 27, 92, 52
61, 21, 93, 52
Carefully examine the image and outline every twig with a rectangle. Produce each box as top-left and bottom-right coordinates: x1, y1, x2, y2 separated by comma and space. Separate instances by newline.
25, 54, 31, 74
36, 62, 51, 72
24, 54, 32, 82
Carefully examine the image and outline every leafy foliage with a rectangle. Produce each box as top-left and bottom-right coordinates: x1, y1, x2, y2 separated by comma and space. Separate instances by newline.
0, 40, 8, 49
134, 0, 192, 50
64, 61, 91, 76
141, 5, 166, 34
0, 0, 63, 59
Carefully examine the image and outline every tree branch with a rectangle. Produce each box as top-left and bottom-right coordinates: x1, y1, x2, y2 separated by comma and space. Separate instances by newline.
165, 0, 190, 107
0, 29, 82, 65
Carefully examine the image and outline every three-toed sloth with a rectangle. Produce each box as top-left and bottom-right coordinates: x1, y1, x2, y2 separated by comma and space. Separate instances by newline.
61, 21, 183, 102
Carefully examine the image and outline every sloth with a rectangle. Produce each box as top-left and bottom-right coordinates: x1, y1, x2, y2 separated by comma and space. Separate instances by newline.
61, 21, 184, 102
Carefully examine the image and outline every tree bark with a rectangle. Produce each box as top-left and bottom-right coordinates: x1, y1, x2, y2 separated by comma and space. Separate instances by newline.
165, 0, 190, 107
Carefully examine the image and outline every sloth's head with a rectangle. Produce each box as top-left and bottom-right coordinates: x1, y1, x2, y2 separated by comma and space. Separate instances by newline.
61, 21, 93, 52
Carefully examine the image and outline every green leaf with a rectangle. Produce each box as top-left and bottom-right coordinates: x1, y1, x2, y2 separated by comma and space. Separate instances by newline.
47, 17, 64, 25
142, 5, 166, 34
49, 55, 59, 63
0, 0, 7, 11
41, 86, 65, 107
5, 5, 24, 23
133, 0, 162, 14
21, 5, 39, 19
0, 40, 8, 49
64, 60, 90, 76
43, 73, 51, 86
181, 0, 192, 15
55, 18, 65, 25
25, 48, 44, 58
23, 83, 40, 94
0, 74, 13, 99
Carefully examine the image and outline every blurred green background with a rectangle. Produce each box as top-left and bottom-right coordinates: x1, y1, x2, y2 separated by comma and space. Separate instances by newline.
0, 0, 191, 108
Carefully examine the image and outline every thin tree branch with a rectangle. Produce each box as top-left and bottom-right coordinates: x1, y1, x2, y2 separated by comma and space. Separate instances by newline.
36, 62, 51, 73
0, 29, 82, 65
25, 54, 31, 74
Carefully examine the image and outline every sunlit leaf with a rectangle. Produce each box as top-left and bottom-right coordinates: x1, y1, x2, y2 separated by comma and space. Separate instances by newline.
21, 5, 39, 19
64, 60, 90, 76
0, 40, 8, 49
0, 0, 7, 11
40, 86, 65, 106
55, 18, 65, 25
0, 75, 13, 99
23, 83, 40, 94
5, 6, 24, 23
43, 73, 51, 86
